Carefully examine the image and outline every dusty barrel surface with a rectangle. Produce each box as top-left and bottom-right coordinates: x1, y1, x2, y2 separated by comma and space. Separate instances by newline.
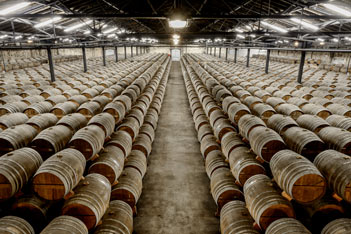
30, 125, 74, 160
56, 113, 87, 133
62, 173, 111, 230
26, 113, 58, 132
68, 125, 106, 160
117, 117, 141, 141
314, 150, 351, 203
282, 126, 326, 160
0, 147, 42, 199
229, 146, 266, 186
267, 114, 298, 134
227, 103, 251, 125
125, 150, 148, 178
326, 115, 351, 131
317, 127, 351, 155
220, 200, 259, 234
24, 101, 53, 117
107, 130, 133, 157
270, 150, 326, 203
220, 131, 245, 159
238, 114, 266, 139
0, 216, 35, 234
321, 218, 351, 234
94, 200, 133, 234
50, 101, 77, 118
296, 114, 330, 133
243, 174, 295, 230
87, 113, 115, 139
275, 103, 303, 120
248, 126, 286, 162
132, 134, 152, 158
41, 215, 88, 234
88, 145, 125, 185
210, 167, 244, 210
0, 124, 38, 155
200, 135, 221, 159
205, 150, 228, 179
266, 218, 311, 234
111, 167, 143, 209
32, 148, 86, 200
0, 113, 28, 130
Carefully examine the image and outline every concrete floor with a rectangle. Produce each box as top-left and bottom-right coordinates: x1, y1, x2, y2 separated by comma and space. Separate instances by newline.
134, 61, 220, 234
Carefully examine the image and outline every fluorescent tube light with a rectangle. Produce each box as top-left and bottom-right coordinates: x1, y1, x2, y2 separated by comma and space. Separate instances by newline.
34, 17, 62, 28
235, 28, 243, 33
323, 3, 351, 17
103, 27, 118, 34
261, 21, 288, 33
173, 34, 180, 39
237, 34, 245, 39
169, 20, 187, 28
290, 18, 319, 31
0, 2, 31, 15
64, 20, 92, 32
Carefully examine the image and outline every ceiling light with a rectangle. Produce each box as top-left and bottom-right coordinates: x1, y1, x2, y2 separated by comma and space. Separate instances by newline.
14, 35, 22, 40
250, 34, 256, 38
294, 41, 299, 47
34, 17, 62, 28
173, 34, 180, 39
317, 38, 325, 42
290, 18, 319, 31
245, 25, 251, 30
235, 28, 243, 33
169, 20, 187, 28
64, 20, 92, 32
0, 34, 8, 39
237, 34, 245, 39
107, 33, 116, 38
284, 40, 289, 43
27, 40, 33, 43
332, 38, 339, 42
320, 42, 325, 45
103, 27, 118, 34
0, 2, 31, 15
323, 3, 351, 17
84, 30, 91, 35
261, 21, 288, 33
345, 37, 351, 41
173, 38, 179, 45
97, 33, 102, 37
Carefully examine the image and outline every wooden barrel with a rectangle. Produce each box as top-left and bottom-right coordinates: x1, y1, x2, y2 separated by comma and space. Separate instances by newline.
213, 118, 235, 141
144, 111, 159, 130
56, 113, 87, 133
30, 125, 73, 159
265, 97, 285, 108
88, 113, 115, 139
41, 215, 88, 234
24, 101, 53, 117
132, 134, 152, 157
50, 101, 77, 119
62, 173, 111, 230
314, 150, 351, 203
275, 103, 303, 120
229, 146, 266, 186
301, 103, 331, 119
238, 114, 266, 140
82, 88, 99, 99
243, 174, 295, 230
209, 109, 226, 127
282, 127, 326, 160
22, 95, 45, 105
327, 103, 351, 117
32, 148, 86, 200
114, 95, 132, 113
227, 103, 251, 125
12, 193, 51, 231
26, 113, 58, 132
117, 117, 140, 141
68, 125, 105, 160
46, 95, 67, 105
267, 114, 297, 134
287, 97, 309, 108
77, 101, 101, 120
92, 95, 110, 108
194, 114, 208, 131
0, 113, 28, 130
125, 150, 147, 178
326, 115, 351, 131
0, 148, 42, 199
0, 101, 28, 115
270, 150, 326, 203
221, 96, 240, 113
68, 95, 88, 107
317, 127, 351, 155
94, 200, 133, 234
321, 218, 351, 234
220, 200, 259, 234
221, 131, 246, 159
296, 114, 330, 133
128, 108, 145, 128
139, 124, 155, 142
205, 150, 228, 178
210, 167, 244, 210
197, 124, 213, 142
252, 103, 276, 123
0, 124, 38, 155
0, 216, 35, 234
107, 131, 133, 157
266, 218, 311, 234
200, 135, 221, 159
249, 126, 286, 162
242, 96, 262, 109
88, 145, 125, 185
111, 167, 143, 209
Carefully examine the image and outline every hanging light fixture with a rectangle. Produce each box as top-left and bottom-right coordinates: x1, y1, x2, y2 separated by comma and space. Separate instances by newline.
64, 20, 93, 32
0, 2, 31, 15
34, 17, 62, 28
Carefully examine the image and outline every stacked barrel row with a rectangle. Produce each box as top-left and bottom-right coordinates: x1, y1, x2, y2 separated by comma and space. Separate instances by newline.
183, 54, 351, 234
0, 53, 169, 233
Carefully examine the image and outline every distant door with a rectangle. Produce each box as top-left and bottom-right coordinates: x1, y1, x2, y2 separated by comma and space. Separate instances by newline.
171, 49, 181, 61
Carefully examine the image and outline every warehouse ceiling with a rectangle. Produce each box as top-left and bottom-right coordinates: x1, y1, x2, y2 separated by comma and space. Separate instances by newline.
0, 0, 351, 46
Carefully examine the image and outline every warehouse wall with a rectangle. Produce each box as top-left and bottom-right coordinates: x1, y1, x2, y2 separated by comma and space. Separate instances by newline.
148, 46, 205, 55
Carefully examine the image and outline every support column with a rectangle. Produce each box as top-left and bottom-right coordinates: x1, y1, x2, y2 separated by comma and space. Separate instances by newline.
265, 49, 271, 74
131, 46, 133, 57
114, 46, 118, 62
219, 47, 222, 58
225, 48, 228, 61
47, 46, 55, 82
297, 51, 306, 84
246, 48, 250, 67
234, 48, 237, 63
124, 45, 127, 59
102, 46, 106, 66
82, 46, 87, 72
214, 47, 216, 56
210, 47, 212, 55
